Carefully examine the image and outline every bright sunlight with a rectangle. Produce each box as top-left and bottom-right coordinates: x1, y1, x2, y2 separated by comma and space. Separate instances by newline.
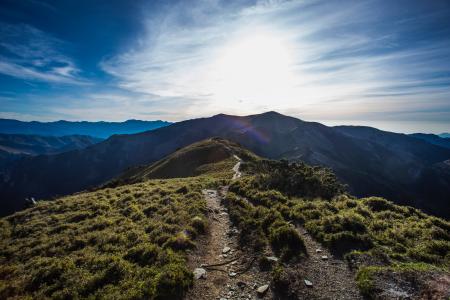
208, 30, 300, 110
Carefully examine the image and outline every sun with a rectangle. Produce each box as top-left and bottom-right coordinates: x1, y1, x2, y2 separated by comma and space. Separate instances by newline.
208, 29, 299, 110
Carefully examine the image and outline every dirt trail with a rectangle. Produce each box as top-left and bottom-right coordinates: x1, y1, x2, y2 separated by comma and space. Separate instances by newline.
287, 227, 363, 300
187, 155, 361, 299
186, 156, 271, 299
232, 155, 242, 180
186, 189, 271, 300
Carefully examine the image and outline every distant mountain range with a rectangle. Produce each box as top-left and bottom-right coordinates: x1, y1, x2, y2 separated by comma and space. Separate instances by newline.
0, 119, 171, 138
0, 133, 102, 171
1, 111, 449, 218
0, 133, 102, 156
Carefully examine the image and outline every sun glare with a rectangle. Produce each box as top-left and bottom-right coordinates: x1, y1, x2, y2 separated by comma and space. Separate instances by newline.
208, 30, 299, 109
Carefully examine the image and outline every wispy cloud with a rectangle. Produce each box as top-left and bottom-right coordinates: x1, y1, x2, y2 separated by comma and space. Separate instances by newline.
0, 23, 85, 84
100, 0, 450, 128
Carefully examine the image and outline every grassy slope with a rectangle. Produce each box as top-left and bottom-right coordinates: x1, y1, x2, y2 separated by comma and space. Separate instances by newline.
0, 178, 212, 299
0, 138, 252, 299
106, 138, 258, 187
228, 159, 450, 297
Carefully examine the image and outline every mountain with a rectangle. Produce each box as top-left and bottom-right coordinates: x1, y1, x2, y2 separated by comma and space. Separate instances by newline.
1, 139, 448, 299
410, 133, 450, 149
1, 111, 449, 217
0, 118, 171, 138
0, 133, 102, 156
439, 133, 450, 138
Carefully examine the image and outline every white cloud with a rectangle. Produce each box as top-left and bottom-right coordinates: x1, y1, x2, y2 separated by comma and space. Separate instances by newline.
0, 23, 86, 84
99, 0, 450, 126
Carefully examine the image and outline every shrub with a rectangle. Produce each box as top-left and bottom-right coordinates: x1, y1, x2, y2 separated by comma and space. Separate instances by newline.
124, 244, 161, 266
163, 232, 195, 250
356, 267, 376, 297
153, 263, 193, 300
269, 225, 306, 259
364, 197, 394, 212
190, 216, 207, 234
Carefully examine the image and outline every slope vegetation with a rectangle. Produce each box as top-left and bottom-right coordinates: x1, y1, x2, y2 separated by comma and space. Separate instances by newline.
0, 139, 246, 299
0, 139, 448, 299
107, 138, 258, 186
227, 159, 449, 299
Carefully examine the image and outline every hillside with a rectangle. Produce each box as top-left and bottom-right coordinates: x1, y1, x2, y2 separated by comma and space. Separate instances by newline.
0, 133, 102, 156
0, 119, 171, 138
0, 140, 448, 299
107, 138, 258, 187
1, 112, 450, 217
410, 133, 450, 149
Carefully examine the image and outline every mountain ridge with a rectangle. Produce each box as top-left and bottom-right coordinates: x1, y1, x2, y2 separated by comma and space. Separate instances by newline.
1, 111, 449, 217
0, 118, 171, 138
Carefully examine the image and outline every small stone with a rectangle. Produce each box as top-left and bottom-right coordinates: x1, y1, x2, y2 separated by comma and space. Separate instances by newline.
237, 281, 247, 288
222, 246, 231, 254
304, 279, 313, 287
315, 249, 322, 253
223, 254, 228, 258
266, 256, 279, 262
321, 255, 328, 260
229, 272, 237, 277
193, 268, 207, 279
256, 284, 269, 295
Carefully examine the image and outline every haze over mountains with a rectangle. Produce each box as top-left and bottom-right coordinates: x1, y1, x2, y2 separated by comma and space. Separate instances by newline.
1, 111, 449, 218
0, 133, 102, 156
0, 119, 171, 139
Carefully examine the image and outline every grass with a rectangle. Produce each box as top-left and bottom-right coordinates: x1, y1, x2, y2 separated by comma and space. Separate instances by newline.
355, 262, 447, 297
228, 159, 449, 297
222, 192, 306, 260
0, 177, 215, 299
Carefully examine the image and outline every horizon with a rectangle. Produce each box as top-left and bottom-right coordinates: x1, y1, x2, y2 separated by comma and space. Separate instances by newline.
1, 0, 450, 133
1, 111, 449, 135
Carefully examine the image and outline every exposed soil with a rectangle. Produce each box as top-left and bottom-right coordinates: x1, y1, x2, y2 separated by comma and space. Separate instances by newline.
185, 189, 272, 300
282, 226, 363, 300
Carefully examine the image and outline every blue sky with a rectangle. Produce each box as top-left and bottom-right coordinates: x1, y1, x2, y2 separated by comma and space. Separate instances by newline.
0, 0, 449, 133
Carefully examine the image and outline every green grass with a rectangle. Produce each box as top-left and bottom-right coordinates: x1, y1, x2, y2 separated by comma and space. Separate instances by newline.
0, 177, 214, 299
222, 192, 306, 260
289, 195, 450, 265
228, 159, 449, 297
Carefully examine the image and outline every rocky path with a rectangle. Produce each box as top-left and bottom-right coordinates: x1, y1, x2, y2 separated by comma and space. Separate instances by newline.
186, 189, 272, 300
287, 226, 363, 300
